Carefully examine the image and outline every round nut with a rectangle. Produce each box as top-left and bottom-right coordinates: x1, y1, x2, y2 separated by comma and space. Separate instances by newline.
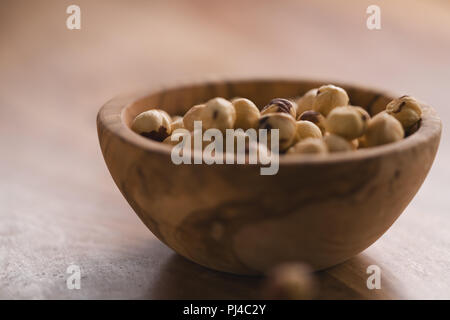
298, 110, 326, 135
313, 84, 349, 116
323, 134, 354, 153
295, 88, 318, 117
171, 115, 183, 122
258, 113, 297, 151
386, 95, 422, 130
287, 137, 328, 155
295, 120, 322, 143
326, 106, 366, 140
262, 263, 317, 300
131, 109, 172, 141
171, 117, 184, 131
351, 106, 371, 129
261, 98, 297, 119
232, 98, 261, 130
357, 135, 368, 149
202, 97, 236, 132
365, 112, 404, 147
163, 129, 210, 151
183, 104, 205, 132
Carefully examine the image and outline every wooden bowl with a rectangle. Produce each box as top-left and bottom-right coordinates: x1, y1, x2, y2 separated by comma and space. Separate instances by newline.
97, 79, 441, 275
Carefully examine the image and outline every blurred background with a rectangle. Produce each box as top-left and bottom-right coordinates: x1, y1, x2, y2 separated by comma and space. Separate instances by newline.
1, 0, 449, 299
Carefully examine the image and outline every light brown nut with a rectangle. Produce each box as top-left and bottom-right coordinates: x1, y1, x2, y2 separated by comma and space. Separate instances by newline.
232, 98, 261, 130
357, 135, 368, 149
351, 106, 371, 129
258, 113, 297, 151
295, 88, 318, 117
171, 115, 183, 122
163, 129, 210, 151
386, 95, 422, 130
298, 110, 326, 135
261, 98, 297, 119
325, 106, 366, 140
323, 134, 354, 153
221, 130, 269, 164
295, 120, 322, 143
183, 104, 205, 131
365, 112, 404, 147
287, 137, 328, 155
262, 263, 317, 300
202, 97, 236, 132
131, 109, 172, 141
313, 84, 349, 116
170, 117, 184, 131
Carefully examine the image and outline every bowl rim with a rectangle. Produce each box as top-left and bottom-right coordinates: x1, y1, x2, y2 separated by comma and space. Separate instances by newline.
97, 77, 442, 166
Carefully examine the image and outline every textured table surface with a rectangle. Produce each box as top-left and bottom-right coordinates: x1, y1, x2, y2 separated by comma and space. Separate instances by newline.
1, 0, 449, 299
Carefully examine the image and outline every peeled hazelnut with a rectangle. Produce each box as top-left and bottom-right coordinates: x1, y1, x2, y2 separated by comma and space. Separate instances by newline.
298, 110, 326, 135
171, 115, 183, 122
202, 97, 236, 132
261, 98, 297, 119
258, 113, 297, 151
163, 129, 210, 152
232, 98, 261, 130
357, 135, 368, 149
287, 138, 328, 155
326, 106, 366, 140
323, 134, 354, 153
295, 120, 322, 143
183, 104, 205, 131
313, 84, 349, 116
295, 88, 318, 117
171, 117, 184, 131
131, 109, 172, 141
262, 263, 317, 300
386, 95, 422, 130
352, 106, 371, 128
365, 112, 404, 147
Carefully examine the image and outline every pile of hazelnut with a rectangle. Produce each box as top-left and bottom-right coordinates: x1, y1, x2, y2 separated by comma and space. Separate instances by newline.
131, 84, 423, 155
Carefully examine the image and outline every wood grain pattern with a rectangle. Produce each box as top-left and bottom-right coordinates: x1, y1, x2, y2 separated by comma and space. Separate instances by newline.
1, 0, 450, 299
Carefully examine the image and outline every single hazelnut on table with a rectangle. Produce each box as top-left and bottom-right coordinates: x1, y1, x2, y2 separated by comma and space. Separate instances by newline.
386, 95, 422, 130
313, 84, 349, 116
131, 109, 172, 141
364, 112, 404, 147
258, 113, 297, 151
295, 88, 318, 117
325, 106, 366, 140
261, 262, 317, 300
323, 134, 354, 152
261, 98, 297, 119
183, 104, 206, 131
232, 98, 261, 130
295, 120, 322, 143
202, 97, 236, 132
287, 137, 328, 155
298, 110, 326, 135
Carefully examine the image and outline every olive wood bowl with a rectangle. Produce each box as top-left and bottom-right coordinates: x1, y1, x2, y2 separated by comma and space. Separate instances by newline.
97, 78, 441, 275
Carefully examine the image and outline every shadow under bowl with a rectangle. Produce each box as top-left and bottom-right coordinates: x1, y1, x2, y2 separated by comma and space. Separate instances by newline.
97, 78, 441, 275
